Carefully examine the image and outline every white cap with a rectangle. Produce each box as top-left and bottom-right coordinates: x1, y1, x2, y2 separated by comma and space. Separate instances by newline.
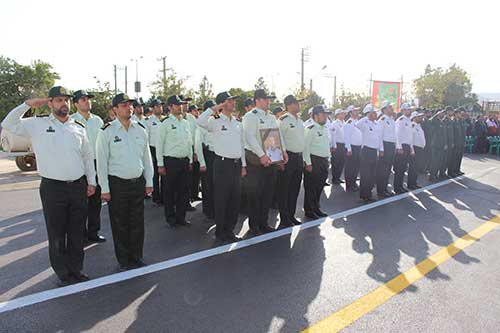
410, 111, 424, 120
334, 108, 345, 116
381, 100, 393, 109
362, 104, 377, 114
307, 107, 314, 115
401, 103, 413, 111
346, 105, 360, 113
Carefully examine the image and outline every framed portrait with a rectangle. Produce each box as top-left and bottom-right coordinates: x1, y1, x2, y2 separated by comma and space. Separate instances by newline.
260, 128, 284, 164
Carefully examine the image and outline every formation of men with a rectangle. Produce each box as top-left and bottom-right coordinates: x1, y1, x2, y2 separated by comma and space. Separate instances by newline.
1, 85, 468, 287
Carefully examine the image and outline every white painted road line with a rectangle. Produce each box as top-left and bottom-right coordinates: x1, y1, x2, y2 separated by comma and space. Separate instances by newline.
0, 167, 496, 314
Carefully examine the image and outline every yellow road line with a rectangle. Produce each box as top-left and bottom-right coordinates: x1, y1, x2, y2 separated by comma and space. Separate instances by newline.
302, 215, 500, 333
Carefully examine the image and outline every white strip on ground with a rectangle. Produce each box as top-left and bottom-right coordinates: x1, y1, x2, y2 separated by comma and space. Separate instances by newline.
0, 167, 496, 314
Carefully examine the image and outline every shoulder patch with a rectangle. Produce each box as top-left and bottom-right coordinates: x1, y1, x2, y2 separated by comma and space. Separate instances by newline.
137, 122, 146, 129
101, 123, 111, 130
307, 124, 315, 129
347, 119, 352, 123
279, 114, 289, 121
381, 116, 385, 120
36, 114, 49, 118
252, 109, 258, 114
160, 116, 169, 122
213, 114, 220, 119
145, 117, 149, 121
74, 120, 85, 128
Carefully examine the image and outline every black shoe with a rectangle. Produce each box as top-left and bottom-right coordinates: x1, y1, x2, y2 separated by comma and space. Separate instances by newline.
346, 185, 360, 192
214, 234, 229, 243
56, 275, 76, 287
186, 205, 196, 212
177, 220, 192, 227
314, 210, 328, 217
87, 235, 106, 243
191, 196, 202, 202
290, 217, 302, 225
384, 190, 395, 196
71, 272, 90, 282
259, 225, 275, 233
407, 185, 421, 190
305, 211, 319, 219
225, 233, 242, 242
377, 193, 389, 199
458, 171, 465, 175
428, 176, 437, 182
332, 180, 341, 185
277, 223, 293, 230
360, 197, 375, 203
247, 228, 262, 237
324, 182, 331, 186
129, 259, 147, 269
117, 264, 128, 272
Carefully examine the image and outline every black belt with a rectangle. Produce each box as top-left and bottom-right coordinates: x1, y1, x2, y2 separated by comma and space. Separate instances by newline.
215, 155, 241, 163
164, 156, 189, 161
383, 141, 396, 145
41, 176, 85, 184
286, 151, 303, 156
362, 146, 377, 151
109, 175, 144, 183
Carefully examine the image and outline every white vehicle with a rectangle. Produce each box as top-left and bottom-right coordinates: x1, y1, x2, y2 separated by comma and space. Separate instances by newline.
0, 128, 37, 171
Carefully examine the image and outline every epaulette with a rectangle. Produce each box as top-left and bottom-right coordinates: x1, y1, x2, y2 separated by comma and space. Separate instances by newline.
101, 123, 111, 130
347, 119, 352, 123
144, 117, 149, 121
160, 116, 169, 122
307, 124, 315, 129
279, 114, 289, 121
213, 114, 220, 119
36, 114, 49, 118
380, 116, 385, 121
137, 122, 146, 129
252, 109, 258, 114
74, 120, 85, 128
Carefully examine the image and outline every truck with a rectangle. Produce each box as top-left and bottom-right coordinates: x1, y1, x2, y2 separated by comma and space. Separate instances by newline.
0, 128, 37, 172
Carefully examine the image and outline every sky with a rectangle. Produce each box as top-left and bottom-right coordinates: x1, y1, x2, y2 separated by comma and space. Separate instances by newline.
1, 0, 499, 105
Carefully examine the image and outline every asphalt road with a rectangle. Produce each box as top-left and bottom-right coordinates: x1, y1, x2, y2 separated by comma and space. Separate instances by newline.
0, 152, 499, 332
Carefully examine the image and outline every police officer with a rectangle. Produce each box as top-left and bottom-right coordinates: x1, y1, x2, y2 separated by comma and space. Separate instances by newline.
428, 110, 447, 181
146, 99, 165, 205
197, 92, 246, 242
443, 106, 456, 178
329, 108, 347, 185
71, 89, 106, 244
156, 95, 193, 228
187, 104, 202, 201
243, 89, 288, 235
131, 98, 148, 126
393, 103, 415, 193
240, 98, 255, 213
303, 105, 331, 219
408, 111, 426, 189
420, 108, 433, 173
276, 95, 305, 228
96, 93, 153, 271
343, 105, 363, 192
375, 101, 396, 198
452, 108, 466, 176
357, 104, 382, 202
198, 100, 216, 221
2, 86, 96, 286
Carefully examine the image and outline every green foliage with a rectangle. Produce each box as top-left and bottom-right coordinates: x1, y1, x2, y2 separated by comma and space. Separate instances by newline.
193, 76, 214, 108
335, 88, 370, 109
87, 78, 114, 120
413, 64, 477, 108
292, 88, 325, 121
254, 76, 269, 91
0, 56, 59, 120
149, 68, 188, 102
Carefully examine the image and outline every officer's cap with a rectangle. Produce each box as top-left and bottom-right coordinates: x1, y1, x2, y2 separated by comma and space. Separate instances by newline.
284, 95, 304, 106
362, 104, 378, 114
244, 98, 255, 107
410, 111, 424, 120
112, 93, 136, 107
254, 89, 276, 100
179, 95, 193, 102
272, 106, 284, 115
150, 99, 164, 107
334, 108, 346, 116
203, 100, 216, 110
381, 100, 393, 110
311, 105, 331, 115
215, 91, 239, 105
188, 104, 199, 112
166, 95, 188, 106
401, 103, 413, 111
48, 86, 72, 98
133, 97, 146, 108
72, 89, 95, 103
346, 105, 360, 113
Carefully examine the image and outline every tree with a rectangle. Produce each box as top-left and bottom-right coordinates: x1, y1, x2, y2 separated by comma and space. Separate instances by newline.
149, 68, 188, 102
254, 77, 269, 92
336, 88, 370, 109
292, 88, 326, 121
194, 76, 214, 107
0, 56, 59, 120
413, 64, 477, 108
86, 78, 114, 120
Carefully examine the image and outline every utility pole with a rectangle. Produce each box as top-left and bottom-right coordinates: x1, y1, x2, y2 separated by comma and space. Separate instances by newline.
333, 75, 337, 106
158, 56, 167, 95
309, 78, 313, 92
124, 66, 128, 94
300, 47, 309, 93
113, 65, 117, 94
368, 73, 373, 97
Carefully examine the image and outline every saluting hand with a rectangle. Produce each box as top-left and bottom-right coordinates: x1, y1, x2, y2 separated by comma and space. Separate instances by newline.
87, 185, 96, 197
25, 98, 50, 108
101, 193, 111, 201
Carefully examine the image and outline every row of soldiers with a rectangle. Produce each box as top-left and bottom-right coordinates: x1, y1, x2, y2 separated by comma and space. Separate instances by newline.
1, 85, 466, 286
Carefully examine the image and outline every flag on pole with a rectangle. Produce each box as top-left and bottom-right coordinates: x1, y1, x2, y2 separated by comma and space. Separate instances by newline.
371, 81, 401, 113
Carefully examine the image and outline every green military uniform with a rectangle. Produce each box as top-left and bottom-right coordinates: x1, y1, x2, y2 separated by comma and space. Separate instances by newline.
420, 116, 433, 172
450, 117, 466, 176
303, 107, 331, 218
428, 112, 447, 180
442, 116, 455, 177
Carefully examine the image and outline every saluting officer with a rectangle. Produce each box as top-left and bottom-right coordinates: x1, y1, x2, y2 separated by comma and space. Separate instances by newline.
71, 89, 106, 244
131, 98, 148, 127
393, 103, 415, 194
329, 108, 347, 185
156, 95, 193, 228
428, 109, 448, 181
197, 92, 247, 242
303, 105, 331, 219
2, 86, 96, 286
276, 95, 305, 228
343, 105, 363, 192
96, 93, 153, 271
146, 99, 165, 205
243, 89, 288, 235
356, 104, 382, 202
375, 101, 396, 198
408, 111, 426, 189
